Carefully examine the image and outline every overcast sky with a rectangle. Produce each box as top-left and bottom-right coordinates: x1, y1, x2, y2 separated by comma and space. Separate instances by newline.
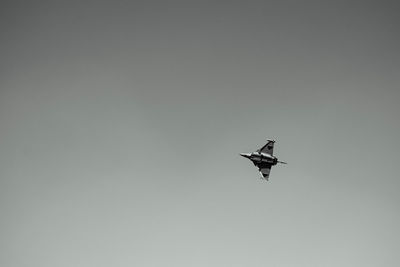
1, 1, 400, 266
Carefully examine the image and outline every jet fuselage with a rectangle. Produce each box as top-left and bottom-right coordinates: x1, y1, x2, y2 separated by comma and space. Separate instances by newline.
240, 152, 278, 165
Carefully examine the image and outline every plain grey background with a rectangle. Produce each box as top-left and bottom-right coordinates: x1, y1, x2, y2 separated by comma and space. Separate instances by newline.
1, 0, 399, 266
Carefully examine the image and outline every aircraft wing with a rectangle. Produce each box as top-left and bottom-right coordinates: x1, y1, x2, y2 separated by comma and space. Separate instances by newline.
258, 163, 272, 180
257, 140, 274, 155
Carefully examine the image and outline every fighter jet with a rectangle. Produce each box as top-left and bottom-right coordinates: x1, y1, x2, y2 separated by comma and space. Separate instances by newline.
240, 140, 286, 181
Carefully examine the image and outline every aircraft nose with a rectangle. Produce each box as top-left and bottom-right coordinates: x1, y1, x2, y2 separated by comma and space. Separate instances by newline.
240, 153, 251, 158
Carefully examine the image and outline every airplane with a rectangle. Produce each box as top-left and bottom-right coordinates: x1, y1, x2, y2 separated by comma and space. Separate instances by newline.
240, 139, 286, 181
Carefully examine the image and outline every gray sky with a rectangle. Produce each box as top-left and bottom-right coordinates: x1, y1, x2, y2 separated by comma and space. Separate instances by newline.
1, 1, 399, 266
